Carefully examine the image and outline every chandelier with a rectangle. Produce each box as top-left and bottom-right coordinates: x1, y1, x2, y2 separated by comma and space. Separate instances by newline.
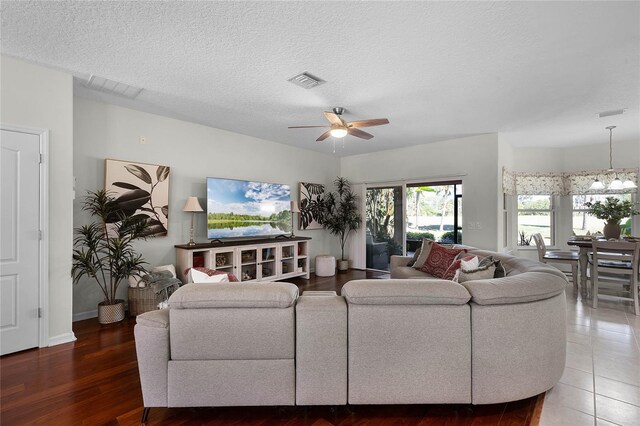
589, 126, 637, 190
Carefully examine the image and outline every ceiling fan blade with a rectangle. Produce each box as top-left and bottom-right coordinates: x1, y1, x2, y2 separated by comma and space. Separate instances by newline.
324, 112, 344, 125
348, 128, 374, 140
347, 118, 390, 128
316, 130, 333, 141
288, 125, 330, 128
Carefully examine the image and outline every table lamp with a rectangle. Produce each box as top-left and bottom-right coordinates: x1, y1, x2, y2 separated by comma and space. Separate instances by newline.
290, 200, 300, 238
183, 196, 203, 246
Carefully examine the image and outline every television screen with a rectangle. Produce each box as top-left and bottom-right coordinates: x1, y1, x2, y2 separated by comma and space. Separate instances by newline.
206, 177, 291, 239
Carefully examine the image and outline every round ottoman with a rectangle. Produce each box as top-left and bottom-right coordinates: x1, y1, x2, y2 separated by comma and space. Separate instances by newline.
315, 255, 336, 277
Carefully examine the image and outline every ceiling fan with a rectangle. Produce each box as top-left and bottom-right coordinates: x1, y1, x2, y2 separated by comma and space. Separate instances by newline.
289, 107, 389, 141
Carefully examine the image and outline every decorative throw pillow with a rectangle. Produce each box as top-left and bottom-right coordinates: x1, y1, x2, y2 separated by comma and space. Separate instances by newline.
420, 242, 467, 278
443, 255, 476, 280
478, 256, 506, 278
185, 267, 239, 283
460, 256, 480, 271
412, 239, 435, 269
189, 268, 229, 283
407, 246, 422, 267
457, 265, 496, 283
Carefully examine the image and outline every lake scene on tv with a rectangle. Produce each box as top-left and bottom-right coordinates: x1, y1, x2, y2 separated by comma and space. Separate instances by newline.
207, 177, 291, 239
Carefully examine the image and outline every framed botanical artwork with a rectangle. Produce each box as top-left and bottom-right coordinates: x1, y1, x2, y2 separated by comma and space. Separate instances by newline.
104, 159, 170, 236
299, 182, 325, 230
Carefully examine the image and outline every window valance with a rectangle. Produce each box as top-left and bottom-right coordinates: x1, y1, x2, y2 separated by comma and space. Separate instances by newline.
502, 167, 638, 196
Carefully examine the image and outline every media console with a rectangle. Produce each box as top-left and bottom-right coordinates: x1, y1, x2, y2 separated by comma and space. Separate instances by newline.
175, 237, 311, 283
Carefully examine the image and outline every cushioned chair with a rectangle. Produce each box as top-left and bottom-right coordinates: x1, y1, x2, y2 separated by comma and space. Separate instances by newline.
366, 234, 388, 270
590, 240, 639, 315
533, 233, 579, 291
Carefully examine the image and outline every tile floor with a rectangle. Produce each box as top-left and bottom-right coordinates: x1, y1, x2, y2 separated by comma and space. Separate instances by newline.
540, 286, 640, 426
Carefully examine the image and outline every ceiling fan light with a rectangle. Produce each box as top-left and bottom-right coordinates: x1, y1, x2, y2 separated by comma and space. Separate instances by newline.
330, 128, 348, 138
622, 179, 637, 189
590, 179, 605, 190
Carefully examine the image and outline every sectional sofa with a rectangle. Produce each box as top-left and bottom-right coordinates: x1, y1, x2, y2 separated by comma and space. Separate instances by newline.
134, 247, 567, 420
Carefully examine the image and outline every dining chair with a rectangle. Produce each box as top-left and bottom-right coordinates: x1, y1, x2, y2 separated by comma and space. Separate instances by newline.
590, 240, 640, 315
532, 233, 579, 291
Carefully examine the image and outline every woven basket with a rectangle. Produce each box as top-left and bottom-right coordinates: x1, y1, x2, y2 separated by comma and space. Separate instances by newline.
98, 299, 126, 324
128, 286, 163, 317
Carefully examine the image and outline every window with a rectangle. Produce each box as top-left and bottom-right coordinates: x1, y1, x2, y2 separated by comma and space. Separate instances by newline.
517, 195, 553, 246
572, 194, 633, 237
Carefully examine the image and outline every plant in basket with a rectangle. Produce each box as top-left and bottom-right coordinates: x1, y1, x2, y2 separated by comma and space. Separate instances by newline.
72, 190, 152, 324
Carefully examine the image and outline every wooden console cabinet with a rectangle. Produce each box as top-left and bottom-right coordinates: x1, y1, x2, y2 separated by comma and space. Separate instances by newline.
175, 237, 311, 283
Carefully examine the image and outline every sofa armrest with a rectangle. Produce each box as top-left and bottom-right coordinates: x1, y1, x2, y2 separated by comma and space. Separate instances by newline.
296, 292, 347, 405
341, 279, 471, 305
135, 309, 170, 407
390, 255, 413, 269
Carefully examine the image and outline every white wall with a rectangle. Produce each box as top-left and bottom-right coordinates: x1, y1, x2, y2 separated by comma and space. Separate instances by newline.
73, 97, 340, 317
340, 133, 501, 251
0, 55, 75, 344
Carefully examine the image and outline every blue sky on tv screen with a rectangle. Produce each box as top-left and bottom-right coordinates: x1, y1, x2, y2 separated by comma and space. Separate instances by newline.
207, 178, 290, 217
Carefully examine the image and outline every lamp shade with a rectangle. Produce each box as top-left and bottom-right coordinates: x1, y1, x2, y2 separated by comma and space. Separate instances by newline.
290, 200, 300, 213
330, 128, 348, 138
589, 179, 605, 191
182, 196, 203, 212
608, 177, 623, 190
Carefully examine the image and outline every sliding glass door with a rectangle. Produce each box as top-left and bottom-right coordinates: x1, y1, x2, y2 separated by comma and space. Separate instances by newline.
363, 180, 462, 271
406, 181, 463, 254
365, 186, 404, 271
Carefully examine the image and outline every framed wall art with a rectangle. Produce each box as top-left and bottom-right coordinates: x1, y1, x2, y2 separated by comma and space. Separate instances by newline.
105, 159, 170, 236
299, 182, 325, 230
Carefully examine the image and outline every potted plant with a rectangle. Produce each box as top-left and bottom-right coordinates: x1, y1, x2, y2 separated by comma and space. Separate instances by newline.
585, 196, 639, 240
72, 190, 151, 324
322, 177, 362, 271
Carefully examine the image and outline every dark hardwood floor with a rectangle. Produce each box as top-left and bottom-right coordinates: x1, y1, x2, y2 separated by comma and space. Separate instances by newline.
1, 270, 543, 425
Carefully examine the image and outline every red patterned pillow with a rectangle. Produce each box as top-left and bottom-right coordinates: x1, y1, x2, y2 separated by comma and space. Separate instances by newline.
443, 255, 476, 280
420, 243, 468, 278
184, 267, 239, 282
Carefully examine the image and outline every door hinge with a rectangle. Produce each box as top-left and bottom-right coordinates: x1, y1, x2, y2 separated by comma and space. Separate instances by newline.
39, 154, 44, 164
38, 308, 42, 318
38, 230, 43, 240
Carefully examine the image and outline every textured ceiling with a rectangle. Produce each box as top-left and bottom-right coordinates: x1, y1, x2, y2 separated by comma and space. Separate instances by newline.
2, 1, 639, 156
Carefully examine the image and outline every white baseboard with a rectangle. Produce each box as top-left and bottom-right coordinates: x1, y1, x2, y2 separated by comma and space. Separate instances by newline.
73, 309, 97, 322
48, 332, 77, 347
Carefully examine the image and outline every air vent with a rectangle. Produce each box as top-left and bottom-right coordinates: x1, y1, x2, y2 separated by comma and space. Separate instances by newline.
597, 108, 626, 118
82, 75, 143, 99
287, 72, 326, 89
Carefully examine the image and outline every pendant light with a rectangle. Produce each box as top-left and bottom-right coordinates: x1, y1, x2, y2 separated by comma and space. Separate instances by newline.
589, 126, 637, 191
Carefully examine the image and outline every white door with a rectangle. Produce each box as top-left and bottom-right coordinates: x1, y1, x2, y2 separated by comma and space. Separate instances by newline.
1, 129, 41, 355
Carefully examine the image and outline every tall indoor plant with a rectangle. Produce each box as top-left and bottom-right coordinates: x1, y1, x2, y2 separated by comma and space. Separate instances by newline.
72, 190, 151, 324
585, 196, 639, 240
322, 177, 362, 271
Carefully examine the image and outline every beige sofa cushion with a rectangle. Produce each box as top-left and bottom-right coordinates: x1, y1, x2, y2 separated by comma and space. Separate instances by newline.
169, 282, 298, 309
461, 272, 567, 305
341, 279, 471, 305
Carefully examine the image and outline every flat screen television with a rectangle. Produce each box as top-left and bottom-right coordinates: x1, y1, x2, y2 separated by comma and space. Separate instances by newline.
206, 177, 291, 239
